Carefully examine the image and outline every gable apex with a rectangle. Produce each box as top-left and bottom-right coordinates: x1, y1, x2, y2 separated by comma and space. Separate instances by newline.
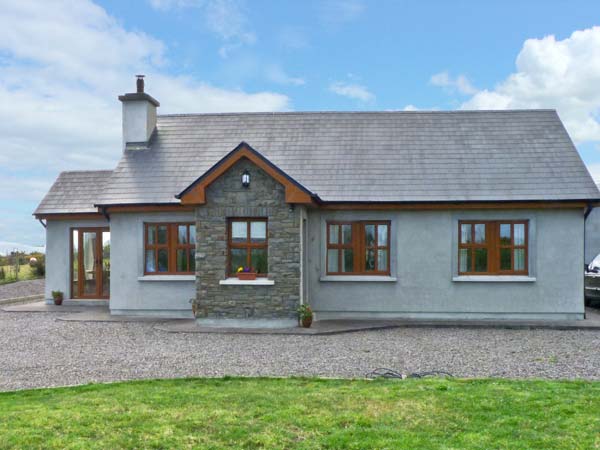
177, 142, 317, 205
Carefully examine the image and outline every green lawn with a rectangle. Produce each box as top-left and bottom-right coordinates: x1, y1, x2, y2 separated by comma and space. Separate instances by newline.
0, 264, 41, 285
0, 378, 598, 449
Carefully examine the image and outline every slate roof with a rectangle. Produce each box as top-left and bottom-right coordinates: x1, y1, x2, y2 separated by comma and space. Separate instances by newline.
36, 109, 600, 214
35, 170, 112, 215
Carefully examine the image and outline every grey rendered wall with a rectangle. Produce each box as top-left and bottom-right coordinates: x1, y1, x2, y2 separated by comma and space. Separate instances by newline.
44, 218, 109, 302
307, 208, 585, 320
110, 212, 195, 318
585, 207, 600, 263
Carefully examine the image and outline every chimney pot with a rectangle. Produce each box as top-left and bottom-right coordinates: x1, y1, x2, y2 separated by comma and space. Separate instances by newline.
136, 74, 145, 93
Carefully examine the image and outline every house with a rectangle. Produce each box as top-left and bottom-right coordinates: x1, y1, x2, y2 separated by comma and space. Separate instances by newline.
35, 77, 600, 327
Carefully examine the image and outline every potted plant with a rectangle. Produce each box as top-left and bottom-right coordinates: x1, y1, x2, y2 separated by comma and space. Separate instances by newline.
236, 266, 257, 281
51, 290, 64, 306
298, 304, 313, 328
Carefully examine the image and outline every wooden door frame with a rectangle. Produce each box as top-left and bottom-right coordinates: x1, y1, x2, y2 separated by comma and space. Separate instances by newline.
70, 227, 110, 299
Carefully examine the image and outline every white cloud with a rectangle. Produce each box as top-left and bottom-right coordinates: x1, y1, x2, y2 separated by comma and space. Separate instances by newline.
0, 242, 45, 256
148, 0, 201, 10
461, 26, 600, 143
0, 0, 290, 245
403, 104, 419, 111
329, 81, 374, 102
265, 65, 305, 86
148, 0, 255, 58
319, 0, 365, 25
430, 71, 477, 95
585, 162, 600, 184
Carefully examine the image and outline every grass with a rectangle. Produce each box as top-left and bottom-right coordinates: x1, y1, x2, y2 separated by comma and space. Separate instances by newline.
0, 378, 599, 449
0, 264, 41, 285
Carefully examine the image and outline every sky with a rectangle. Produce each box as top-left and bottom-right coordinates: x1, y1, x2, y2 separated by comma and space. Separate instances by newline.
1, 0, 600, 252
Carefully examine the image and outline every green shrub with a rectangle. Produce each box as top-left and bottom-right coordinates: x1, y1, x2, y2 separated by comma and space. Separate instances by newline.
0, 267, 5, 280
35, 260, 45, 277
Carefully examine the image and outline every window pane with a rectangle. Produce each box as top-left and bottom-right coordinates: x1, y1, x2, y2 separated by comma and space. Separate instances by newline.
189, 225, 196, 245
500, 248, 511, 270
342, 224, 352, 244
157, 226, 168, 245
365, 225, 375, 247
327, 249, 339, 273
514, 224, 525, 246
230, 248, 247, 274
474, 248, 487, 272
157, 249, 168, 272
459, 249, 471, 273
329, 224, 339, 244
499, 224, 511, 246
102, 232, 110, 298
251, 248, 268, 274
377, 249, 388, 272
178, 225, 188, 244
378, 225, 388, 246
231, 221, 247, 242
147, 226, 156, 245
189, 249, 196, 272
514, 249, 525, 271
72, 231, 79, 293
176, 249, 188, 272
460, 224, 472, 244
365, 248, 375, 271
250, 221, 266, 242
474, 224, 486, 244
342, 249, 354, 272
145, 250, 156, 273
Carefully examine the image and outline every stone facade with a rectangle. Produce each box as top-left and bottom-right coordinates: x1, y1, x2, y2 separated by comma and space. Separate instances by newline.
194, 158, 301, 324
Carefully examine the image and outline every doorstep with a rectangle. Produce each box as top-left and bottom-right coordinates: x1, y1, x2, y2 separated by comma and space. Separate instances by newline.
1, 300, 104, 313
157, 320, 417, 335
155, 308, 600, 334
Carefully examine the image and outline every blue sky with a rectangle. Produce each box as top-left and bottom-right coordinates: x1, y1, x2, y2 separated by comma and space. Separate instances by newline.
1, 0, 600, 252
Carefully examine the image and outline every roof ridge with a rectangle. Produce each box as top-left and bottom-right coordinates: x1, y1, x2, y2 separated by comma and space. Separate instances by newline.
157, 109, 557, 118
60, 169, 113, 174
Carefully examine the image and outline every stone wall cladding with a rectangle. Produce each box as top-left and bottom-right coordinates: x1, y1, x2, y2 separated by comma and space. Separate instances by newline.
194, 158, 301, 320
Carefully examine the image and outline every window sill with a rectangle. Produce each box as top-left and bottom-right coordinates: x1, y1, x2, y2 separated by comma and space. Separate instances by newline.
452, 275, 536, 283
320, 275, 397, 282
138, 275, 195, 282
219, 278, 275, 286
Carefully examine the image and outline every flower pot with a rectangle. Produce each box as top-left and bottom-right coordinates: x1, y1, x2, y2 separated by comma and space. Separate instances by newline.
53, 295, 63, 306
301, 316, 313, 328
237, 272, 257, 281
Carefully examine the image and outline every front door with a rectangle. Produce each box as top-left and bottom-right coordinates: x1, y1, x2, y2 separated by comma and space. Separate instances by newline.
71, 228, 110, 299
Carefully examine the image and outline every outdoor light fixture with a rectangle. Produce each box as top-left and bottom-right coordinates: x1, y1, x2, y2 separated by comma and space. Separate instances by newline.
242, 170, 250, 188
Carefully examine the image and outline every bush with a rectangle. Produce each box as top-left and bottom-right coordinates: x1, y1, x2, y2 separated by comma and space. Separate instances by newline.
0, 267, 5, 281
35, 260, 45, 277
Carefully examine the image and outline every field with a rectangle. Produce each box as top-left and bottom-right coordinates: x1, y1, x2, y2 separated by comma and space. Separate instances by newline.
0, 377, 598, 449
0, 264, 41, 285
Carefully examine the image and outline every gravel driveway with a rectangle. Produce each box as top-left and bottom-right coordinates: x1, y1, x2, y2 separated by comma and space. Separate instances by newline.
1, 309, 599, 391
0, 279, 44, 300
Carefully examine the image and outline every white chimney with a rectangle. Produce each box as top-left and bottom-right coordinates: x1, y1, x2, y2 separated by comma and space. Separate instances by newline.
118, 75, 160, 150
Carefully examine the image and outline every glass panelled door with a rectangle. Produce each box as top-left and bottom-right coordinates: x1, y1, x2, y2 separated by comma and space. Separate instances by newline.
71, 228, 110, 299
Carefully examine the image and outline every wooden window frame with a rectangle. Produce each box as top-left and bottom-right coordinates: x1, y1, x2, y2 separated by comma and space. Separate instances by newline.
144, 223, 195, 275
458, 220, 529, 276
326, 221, 391, 276
70, 227, 110, 299
227, 218, 268, 277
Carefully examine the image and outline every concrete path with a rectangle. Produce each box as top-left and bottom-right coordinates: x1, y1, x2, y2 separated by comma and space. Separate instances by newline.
4, 301, 600, 333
